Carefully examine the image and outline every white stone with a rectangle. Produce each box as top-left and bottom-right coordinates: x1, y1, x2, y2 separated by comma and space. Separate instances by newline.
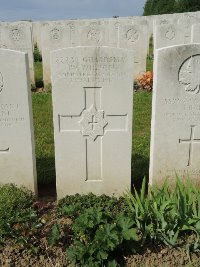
79, 20, 109, 46
119, 20, 149, 77
154, 20, 184, 50
150, 44, 200, 185
41, 17, 149, 85
0, 49, 37, 193
41, 20, 76, 86
178, 13, 200, 43
51, 47, 133, 199
192, 23, 200, 43
0, 22, 35, 85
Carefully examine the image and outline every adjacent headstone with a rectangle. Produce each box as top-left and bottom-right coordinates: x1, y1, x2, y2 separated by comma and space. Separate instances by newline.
178, 13, 200, 44
0, 49, 37, 193
51, 47, 133, 198
150, 44, 200, 185
154, 21, 184, 50
41, 20, 76, 86
79, 20, 109, 46
0, 22, 35, 84
119, 20, 148, 77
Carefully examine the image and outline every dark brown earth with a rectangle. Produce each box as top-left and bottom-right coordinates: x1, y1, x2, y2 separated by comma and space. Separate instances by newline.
0, 185, 199, 267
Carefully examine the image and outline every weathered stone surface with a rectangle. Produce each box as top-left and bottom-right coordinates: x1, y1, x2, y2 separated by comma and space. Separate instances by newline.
51, 47, 133, 198
0, 49, 37, 193
118, 19, 148, 77
192, 23, 200, 43
150, 44, 200, 186
178, 13, 200, 44
79, 20, 109, 46
154, 20, 184, 49
41, 20, 76, 86
0, 22, 35, 84
41, 17, 149, 85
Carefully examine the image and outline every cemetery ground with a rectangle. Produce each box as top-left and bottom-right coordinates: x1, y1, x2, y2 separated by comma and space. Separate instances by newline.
1, 89, 200, 267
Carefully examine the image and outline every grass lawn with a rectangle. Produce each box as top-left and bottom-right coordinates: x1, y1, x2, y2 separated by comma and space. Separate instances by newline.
34, 61, 43, 87
132, 92, 152, 186
32, 91, 152, 188
32, 93, 55, 185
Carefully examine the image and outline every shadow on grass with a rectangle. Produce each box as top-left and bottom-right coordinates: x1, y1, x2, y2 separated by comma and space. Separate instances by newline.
36, 157, 56, 198
131, 153, 149, 192
36, 154, 149, 198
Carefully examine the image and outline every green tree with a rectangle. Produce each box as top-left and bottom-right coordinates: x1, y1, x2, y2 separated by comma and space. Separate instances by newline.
143, 0, 200, 15
177, 0, 200, 12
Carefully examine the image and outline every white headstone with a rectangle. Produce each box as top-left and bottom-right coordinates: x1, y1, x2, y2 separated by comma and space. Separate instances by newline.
0, 22, 35, 85
79, 20, 109, 46
51, 47, 133, 198
192, 23, 200, 43
150, 44, 200, 185
154, 22, 184, 50
0, 49, 37, 193
119, 21, 148, 77
178, 13, 200, 44
41, 21, 76, 86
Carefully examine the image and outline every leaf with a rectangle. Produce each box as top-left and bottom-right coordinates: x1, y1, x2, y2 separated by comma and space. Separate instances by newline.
48, 223, 61, 246
122, 228, 138, 241
108, 259, 118, 267
97, 250, 108, 260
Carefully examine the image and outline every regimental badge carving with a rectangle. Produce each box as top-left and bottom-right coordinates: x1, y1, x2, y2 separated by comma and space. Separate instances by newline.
50, 27, 62, 41
165, 26, 175, 40
0, 72, 3, 93
114, 22, 120, 30
126, 28, 140, 45
10, 28, 23, 42
179, 54, 200, 94
79, 104, 108, 141
87, 28, 102, 44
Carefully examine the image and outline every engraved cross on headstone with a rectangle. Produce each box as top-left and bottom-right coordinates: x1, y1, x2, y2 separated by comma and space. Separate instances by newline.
89, 115, 98, 131
179, 125, 200, 166
58, 87, 128, 181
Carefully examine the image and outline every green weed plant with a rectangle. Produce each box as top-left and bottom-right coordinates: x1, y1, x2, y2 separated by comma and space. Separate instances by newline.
48, 178, 200, 265
0, 184, 38, 244
125, 177, 200, 252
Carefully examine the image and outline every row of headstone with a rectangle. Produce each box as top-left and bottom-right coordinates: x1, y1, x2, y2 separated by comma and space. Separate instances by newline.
1, 11, 200, 89
2, 41, 200, 198
0, 46, 133, 199
41, 17, 149, 86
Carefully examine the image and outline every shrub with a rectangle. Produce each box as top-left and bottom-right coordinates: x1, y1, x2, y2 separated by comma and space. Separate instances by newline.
58, 193, 129, 219
66, 207, 139, 266
0, 184, 38, 244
